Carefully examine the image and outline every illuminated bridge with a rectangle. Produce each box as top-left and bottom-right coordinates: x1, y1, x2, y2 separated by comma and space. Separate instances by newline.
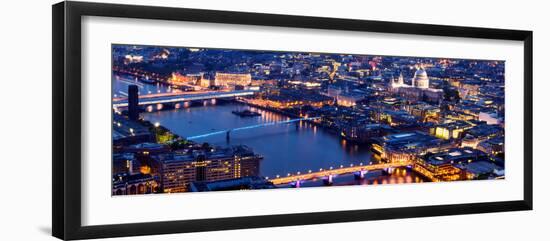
268, 161, 411, 185
112, 90, 257, 108
186, 117, 321, 140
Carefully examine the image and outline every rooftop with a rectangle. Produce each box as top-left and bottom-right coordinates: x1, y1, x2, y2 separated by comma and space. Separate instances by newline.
155, 145, 258, 164
425, 147, 487, 166
375, 131, 443, 151
189, 176, 275, 192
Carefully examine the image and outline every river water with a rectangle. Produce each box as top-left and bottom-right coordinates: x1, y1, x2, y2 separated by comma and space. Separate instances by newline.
142, 102, 376, 178
114, 76, 425, 185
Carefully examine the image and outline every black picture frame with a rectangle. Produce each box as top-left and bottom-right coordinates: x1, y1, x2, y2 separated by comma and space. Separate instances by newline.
52, 1, 533, 240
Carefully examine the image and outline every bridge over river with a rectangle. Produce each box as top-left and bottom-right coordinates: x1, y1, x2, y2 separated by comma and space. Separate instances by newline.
268, 161, 412, 185
112, 90, 257, 108
184, 115, 412, 186
186, 117, 321, 140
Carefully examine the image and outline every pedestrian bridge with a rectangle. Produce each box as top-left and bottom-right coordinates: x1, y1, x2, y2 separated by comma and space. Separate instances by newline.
186, 117, 321, 140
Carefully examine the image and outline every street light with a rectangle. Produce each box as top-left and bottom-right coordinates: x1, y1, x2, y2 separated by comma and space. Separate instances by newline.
154, 122, 160, 128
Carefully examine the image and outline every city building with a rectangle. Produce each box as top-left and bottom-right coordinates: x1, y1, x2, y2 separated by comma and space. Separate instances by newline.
372, 131, 454, 163
405, 102, 441, 122
167, 72, 204, 90
376, 110, 419, 127
457, 79, 481, 98
340, 123, 392, 143
112, 153, 139, 175
336, 92, 365, 107
413, 147, 494, 182
112, 115, 154, 147
412, 68, 430, 89
122, 142, 170, 154
111, 45, 506, 192
261, 89, 333, 109
477, 136, 505, 155
112, 173, 158, 195
189, 176, 276, 192
214, 73, 252, 87
458, 160, 505, 180
461, 124, 503, 148
431, 120, 475, 140
154, 146, 262, 193
390, 69, 444, 103
128, 84, 139, 121
479, 110, 503, 125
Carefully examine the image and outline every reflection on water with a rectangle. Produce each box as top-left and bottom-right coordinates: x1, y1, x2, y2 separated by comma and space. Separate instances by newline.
278, 167, 425, 188
112, 74, 177, 98
142, 102, 373, 177
114, 75, 426, 186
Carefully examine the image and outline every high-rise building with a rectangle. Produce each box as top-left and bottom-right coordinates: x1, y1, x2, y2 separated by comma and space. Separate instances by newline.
155, 146, 262, 193
128, 85, 139, 121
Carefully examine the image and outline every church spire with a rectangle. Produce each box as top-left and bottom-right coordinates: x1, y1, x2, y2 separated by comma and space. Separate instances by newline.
398, 72, 404, 86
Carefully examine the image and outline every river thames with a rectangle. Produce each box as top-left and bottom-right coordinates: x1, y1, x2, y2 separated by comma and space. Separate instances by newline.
114, 75, 425, 185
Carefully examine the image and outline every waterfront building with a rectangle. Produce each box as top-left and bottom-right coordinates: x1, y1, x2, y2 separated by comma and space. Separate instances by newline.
372, 131, 454, 164
189, 176, 275, 192
167, 72, 205, 90
413, 147, 492, 182
198, 77, 212, 88
122, 142, 170, 154
128, 84, 139, 121
112, 115, 154, 147
262, 89, 333, 109
168, 72, 203, 87
154, 146, 262, 193
340, 123, 392, 143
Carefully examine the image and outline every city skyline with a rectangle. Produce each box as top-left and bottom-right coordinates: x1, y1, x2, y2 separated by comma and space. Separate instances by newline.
111, 44, 505, 195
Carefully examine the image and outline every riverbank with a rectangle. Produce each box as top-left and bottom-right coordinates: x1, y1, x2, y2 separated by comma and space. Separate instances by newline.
141, 101, 375, 177
235, 99, 340, 134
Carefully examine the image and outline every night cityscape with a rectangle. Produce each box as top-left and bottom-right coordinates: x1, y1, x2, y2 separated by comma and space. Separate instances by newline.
111, 44, 505, 195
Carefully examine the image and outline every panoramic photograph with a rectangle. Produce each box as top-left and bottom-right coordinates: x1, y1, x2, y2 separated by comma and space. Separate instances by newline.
111, 44, 505, 195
